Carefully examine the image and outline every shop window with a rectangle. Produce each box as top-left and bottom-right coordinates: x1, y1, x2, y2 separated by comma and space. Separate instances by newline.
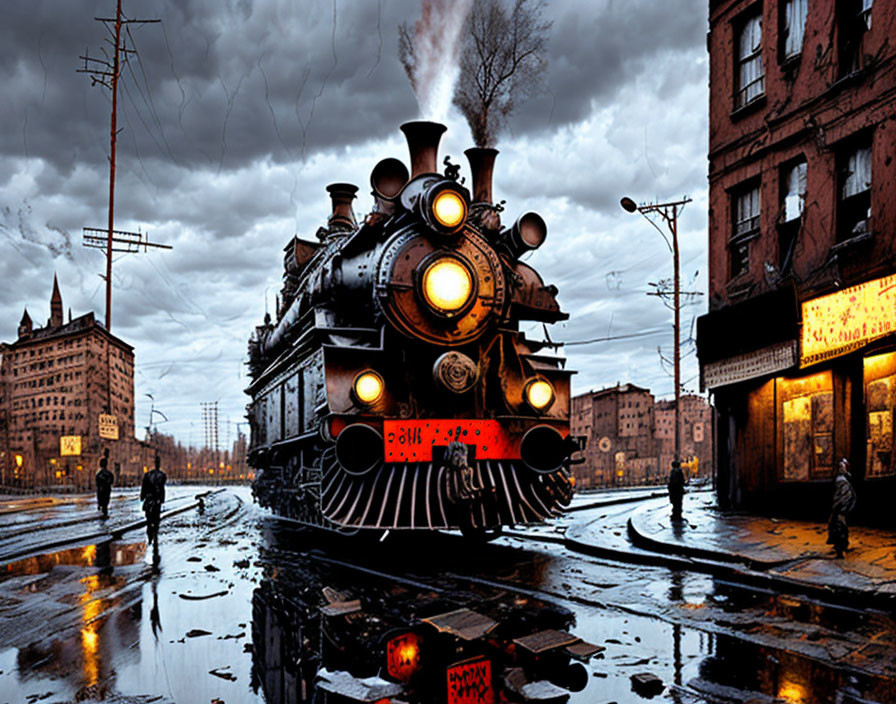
735, 11, 764, 108
730, 182, 760, 278
864, 352, 895, 477
779, 372, 834, 480
782, 0, 808, 60
837, 139, 872, 242
839, 0, 873, 76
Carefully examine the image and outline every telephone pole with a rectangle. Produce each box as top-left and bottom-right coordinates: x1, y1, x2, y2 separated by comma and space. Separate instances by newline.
78, 1, 163, 331
620, 196, 696, 469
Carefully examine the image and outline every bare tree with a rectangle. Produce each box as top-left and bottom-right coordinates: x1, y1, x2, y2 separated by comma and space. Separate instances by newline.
454, 0, 551, 147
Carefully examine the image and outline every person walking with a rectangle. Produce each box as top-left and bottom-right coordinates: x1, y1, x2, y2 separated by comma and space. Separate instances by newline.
95, 449, 114, 519
827, 457, 857, 559
141, 455, 167, 547
668, 460, 686, 522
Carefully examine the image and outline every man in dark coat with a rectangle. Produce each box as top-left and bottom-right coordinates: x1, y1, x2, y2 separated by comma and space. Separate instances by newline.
827, 457, 857, 559
141, 455, 167, 546
668, 460, 686, 521
95, 450, 114, 519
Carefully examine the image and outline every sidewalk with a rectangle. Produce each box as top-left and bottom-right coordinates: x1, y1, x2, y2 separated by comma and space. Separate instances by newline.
627, 492, 896, 600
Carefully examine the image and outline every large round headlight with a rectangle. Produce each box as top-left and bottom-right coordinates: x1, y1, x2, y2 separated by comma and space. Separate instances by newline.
524, 378, 555, 412
421, 258, 473, 315
353, 370, 384, 405
432, 190, 466, 229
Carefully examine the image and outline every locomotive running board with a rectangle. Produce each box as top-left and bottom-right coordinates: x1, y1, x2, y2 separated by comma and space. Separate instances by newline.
320, 456, 572, 530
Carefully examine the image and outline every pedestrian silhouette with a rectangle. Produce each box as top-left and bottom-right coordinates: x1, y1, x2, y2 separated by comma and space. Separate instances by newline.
668, 460, 686, 522
141, 455, 167, 548
827, 457, 856, 559
95, 450, 114, 519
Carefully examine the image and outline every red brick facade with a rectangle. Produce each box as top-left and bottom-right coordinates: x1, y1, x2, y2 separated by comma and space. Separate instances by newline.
0, 278, 137, 489
701, 0, 896, 521
571, 385, 713, 488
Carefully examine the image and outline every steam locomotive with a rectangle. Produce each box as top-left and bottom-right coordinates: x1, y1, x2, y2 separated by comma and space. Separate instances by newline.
247, 121, 579, 535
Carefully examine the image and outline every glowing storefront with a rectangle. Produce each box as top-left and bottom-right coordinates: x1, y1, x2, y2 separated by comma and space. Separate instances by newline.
698, 275, 896, 522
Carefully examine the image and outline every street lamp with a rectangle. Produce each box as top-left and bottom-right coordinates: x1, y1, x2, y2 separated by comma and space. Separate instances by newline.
620, 195, 692, 472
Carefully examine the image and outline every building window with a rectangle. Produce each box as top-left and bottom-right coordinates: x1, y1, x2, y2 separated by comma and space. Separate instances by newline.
730, 182, 760, 278
778, 159, 806, 271
865, 352, 895, 478
735, 12, 764, 108
782, 0, 808, 59
838, 139, 872, 241
839, 0, 873, 76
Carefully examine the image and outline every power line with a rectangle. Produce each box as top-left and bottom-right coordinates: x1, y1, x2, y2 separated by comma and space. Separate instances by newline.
564, 327, 668, 346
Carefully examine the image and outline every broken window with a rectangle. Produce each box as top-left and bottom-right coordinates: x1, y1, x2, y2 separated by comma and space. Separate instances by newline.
736, 13, 764, 108
783, 0, 808, 59
778, 159, 806, 271
730, 182, 760, 279
838, 140, 872, 241
839, 0, 873, 75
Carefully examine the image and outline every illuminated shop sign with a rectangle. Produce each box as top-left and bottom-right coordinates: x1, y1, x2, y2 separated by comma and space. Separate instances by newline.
60, 435, 82, 456
801, 274, 896, 367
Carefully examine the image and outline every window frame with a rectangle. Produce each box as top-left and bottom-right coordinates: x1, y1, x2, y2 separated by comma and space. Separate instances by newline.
734, 9, 765, 109
836, 135, 873, 243
729, 180, 762, 280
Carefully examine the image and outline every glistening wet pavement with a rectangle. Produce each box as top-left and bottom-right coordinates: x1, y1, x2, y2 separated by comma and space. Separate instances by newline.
0, 488, 894, 703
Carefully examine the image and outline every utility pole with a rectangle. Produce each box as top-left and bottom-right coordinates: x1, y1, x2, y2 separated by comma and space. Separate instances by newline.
78, 1, 162, 331
620, 196, 697, 470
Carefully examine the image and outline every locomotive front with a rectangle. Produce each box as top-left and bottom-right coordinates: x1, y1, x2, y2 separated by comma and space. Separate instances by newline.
247, 121, 580, 535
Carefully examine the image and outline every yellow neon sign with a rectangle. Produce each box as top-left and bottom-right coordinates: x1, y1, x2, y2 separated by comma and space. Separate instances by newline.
801, 274, 896, 367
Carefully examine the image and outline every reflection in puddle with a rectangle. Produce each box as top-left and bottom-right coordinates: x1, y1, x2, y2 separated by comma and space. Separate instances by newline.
250, 558, 596, 704
3, 541, 146, 578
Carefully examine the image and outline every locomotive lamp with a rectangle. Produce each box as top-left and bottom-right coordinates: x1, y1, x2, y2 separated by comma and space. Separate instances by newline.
421, 258, 473, 314
524, 378, 555, 412
432, 190, 466, 229
419, 182, 469, 235
353, 371, 385, 405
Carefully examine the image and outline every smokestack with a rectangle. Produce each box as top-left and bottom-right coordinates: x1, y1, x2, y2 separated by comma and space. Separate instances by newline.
326, 183, 358, 230
464, 148, 499, 204
400, 121, 447, 178
370, 158, 410, 215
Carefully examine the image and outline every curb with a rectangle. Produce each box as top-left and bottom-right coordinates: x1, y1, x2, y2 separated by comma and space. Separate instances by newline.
626, 501, 791, 571
565, 524, 896, 611
0, 489, 225, 565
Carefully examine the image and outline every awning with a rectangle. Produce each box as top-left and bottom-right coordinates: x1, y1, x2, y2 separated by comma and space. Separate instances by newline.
697, 286, 800, 389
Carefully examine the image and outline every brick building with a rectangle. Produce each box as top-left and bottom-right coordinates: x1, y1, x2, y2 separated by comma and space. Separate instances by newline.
0, 276, 137, 489
698, 0, 896, 520
571, 384, 713, 488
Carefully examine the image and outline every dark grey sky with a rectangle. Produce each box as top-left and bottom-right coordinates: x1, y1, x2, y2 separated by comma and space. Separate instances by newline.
0, 0, 708, 445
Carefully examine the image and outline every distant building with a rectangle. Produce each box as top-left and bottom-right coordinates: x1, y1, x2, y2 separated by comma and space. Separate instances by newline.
571, 384, 713, 488
0, 276, 137, 489
699, 0, 896, 520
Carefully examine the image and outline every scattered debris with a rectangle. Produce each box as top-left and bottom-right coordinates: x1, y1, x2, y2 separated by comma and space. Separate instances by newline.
186, 629, 212, 638
186, 556, 202, 562
233, 559, 250, 569
178, 590, 229, 601
217, 632, 245, 640
208, 667, 236, 682
204, 564, 220, 572
631, 672, 664, 698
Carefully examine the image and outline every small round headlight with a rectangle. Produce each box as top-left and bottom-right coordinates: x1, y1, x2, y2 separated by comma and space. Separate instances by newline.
524, 378, 555, 412
432, 190, 466, 230
353, 370, 384, 405
421, 258, 473, 315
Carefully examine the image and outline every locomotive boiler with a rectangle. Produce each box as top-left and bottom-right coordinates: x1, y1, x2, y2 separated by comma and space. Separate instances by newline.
246, 121, 580, 536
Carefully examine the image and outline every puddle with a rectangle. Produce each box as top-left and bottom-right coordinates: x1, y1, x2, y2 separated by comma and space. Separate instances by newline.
3, 541, 147, 578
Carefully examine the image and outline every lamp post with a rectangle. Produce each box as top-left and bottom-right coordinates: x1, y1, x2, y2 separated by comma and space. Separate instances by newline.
620, 196, 692, 470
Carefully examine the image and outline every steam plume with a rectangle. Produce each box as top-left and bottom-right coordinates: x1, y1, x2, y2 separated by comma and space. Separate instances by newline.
398, 0, 473, 123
